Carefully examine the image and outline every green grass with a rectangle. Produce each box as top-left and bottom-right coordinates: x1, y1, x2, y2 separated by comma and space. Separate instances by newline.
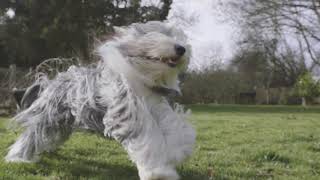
1, 105, 320, 179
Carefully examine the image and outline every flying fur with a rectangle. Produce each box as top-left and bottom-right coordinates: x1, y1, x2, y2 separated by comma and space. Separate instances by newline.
5, 21, 196, 180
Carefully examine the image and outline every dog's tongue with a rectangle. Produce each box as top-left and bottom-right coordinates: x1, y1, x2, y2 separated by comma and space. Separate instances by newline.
160, 57, 179, 67
168, 59, 178, 67
170, 58, 180, 63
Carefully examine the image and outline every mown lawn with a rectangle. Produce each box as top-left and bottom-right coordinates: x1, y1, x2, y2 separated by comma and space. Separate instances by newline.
1, 105, 320, 180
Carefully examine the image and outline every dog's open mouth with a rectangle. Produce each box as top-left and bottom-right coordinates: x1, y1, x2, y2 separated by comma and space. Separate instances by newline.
150, 57, 180, 67
128, 55, 181, 68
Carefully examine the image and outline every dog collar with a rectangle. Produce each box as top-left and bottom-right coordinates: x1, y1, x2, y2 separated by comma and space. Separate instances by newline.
151, 86, 180, 97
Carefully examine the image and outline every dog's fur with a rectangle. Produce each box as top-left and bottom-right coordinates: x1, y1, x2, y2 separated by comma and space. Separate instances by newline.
5, 21, 196, 180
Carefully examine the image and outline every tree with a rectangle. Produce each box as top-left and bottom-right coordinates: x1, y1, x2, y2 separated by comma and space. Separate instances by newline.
0, 0, 172, 67
233, 35, 307, 87
227, 0, 320, 79
178, 65, 249, 104
231, 48, 270, 90
230, 33, 311, 104
294, 72, 320, 106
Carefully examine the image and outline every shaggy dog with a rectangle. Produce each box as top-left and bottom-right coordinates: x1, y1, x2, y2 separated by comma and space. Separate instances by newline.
5, 21, 196, 180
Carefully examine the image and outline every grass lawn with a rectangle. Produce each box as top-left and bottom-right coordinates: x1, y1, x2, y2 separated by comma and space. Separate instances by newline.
1, 105, 320, 179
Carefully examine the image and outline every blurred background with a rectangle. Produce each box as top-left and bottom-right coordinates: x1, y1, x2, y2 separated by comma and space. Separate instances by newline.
0, 0, 320, 115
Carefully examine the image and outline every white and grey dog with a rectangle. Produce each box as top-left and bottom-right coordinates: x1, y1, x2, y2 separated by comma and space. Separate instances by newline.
5, 21, 196, 180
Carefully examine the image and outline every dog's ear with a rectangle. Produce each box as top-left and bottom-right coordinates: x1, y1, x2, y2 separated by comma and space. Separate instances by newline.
114, 25, 142, 38
114, 26, 127, 36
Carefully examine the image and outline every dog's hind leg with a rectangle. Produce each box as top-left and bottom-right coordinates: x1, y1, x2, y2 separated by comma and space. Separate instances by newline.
5, 111, 74, 163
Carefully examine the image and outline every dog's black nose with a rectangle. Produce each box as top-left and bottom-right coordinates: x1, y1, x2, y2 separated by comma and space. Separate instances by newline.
174, 44, 186, 56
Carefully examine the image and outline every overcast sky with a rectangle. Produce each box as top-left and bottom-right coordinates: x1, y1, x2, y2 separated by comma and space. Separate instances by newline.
142, 0, 236, 70
167, 0, 236, 70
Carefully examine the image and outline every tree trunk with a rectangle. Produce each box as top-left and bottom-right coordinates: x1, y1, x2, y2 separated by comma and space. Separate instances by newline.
266, 88, 270, 105
302, 97, 307, 107
9, 64, 17, 89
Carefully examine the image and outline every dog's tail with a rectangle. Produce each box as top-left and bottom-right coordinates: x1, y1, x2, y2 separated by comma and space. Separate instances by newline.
12, 88, 26, 109
13, 84, 42, 111
6, 74, 74, 162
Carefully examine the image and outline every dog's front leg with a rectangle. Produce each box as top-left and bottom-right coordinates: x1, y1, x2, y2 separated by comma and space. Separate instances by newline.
103, 97, 179, 180
151, 102, 196, 165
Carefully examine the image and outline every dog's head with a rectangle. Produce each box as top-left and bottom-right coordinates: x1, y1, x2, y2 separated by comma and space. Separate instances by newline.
99, 21, 191, 95
116, 22, 190, 69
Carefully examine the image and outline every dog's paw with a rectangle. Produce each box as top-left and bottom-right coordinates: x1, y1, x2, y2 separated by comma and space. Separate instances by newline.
5, 152, 39, 163
138, 166, 179, 180
5, 156, 35, 163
